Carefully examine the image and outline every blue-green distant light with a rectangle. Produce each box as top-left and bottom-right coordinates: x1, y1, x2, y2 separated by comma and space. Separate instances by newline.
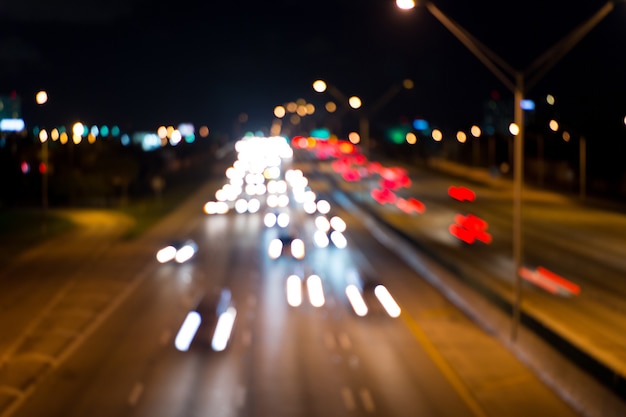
310, 127, 330, 140
111, 125, 121, 137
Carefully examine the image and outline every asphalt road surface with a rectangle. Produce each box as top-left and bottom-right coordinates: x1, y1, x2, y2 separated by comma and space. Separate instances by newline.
0, 146, 598, 417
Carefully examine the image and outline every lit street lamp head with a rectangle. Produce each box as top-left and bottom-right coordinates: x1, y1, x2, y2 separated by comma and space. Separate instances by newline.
312, 80, 327, 93
348, 96, 362, 109
396, 0, 416, 10
35, 90, 48, 105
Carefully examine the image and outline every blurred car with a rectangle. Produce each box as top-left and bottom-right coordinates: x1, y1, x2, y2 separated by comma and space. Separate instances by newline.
175, 287, 237, 352
313, 215, 347, 249
263, 210, 290, 228
156, 239, 198, 264
268, 232, 305, 260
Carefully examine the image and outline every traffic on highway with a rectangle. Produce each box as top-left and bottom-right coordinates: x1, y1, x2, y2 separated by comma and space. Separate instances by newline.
2, 133, 612, 417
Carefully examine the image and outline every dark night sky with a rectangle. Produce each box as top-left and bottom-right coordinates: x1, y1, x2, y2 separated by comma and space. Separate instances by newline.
2, 0, 625, 147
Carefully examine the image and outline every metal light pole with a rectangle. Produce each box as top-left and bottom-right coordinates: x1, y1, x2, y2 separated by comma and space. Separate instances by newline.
36, 90, 49, 233
512, 73, 524, 340
397, 0, 621, 341
580, 135, 586, 200
313, 79, 413, 159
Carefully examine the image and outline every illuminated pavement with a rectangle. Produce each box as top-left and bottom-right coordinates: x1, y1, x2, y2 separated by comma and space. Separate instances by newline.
0, 138, 620, 417
298, 149, 626, 416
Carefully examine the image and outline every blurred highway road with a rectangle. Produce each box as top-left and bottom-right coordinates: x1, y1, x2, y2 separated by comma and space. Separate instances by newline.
0, 139, 591, 417
296, 144, 626, 413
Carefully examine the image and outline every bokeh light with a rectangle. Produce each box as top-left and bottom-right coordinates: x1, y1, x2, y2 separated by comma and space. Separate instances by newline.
274, 105, 286, 118
313, 80, 327, 93
348, 96, 362, 109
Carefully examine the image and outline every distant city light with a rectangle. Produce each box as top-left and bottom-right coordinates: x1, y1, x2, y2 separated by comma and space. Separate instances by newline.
521, 99, 535, 110
412, 119, 429, 131
178, 123, 194, 137
456, 131, 467, 143
509, 123, 520, 135
348, 96, 362, 109
312, 80, 327, 93
0, 118, 25, 132
72, 122, 84, 136
546, 94, 556, 105
39, 129, 48, 143
471, 125, 481, 137
35, 91, 48, 105
274, 105, 286, 118
157, 126, 167, 138
406, 132, 417, 144
432, 129, 443, 142
325, 102, 337, 113
562, 131, 571, 142
549, 119, 559, 132
170, 130, 182, 145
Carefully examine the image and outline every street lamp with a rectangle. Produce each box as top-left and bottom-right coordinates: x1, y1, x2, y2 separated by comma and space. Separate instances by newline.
313, 78, 413, 158
396, 0, 621, 341
36, 90, 49, 232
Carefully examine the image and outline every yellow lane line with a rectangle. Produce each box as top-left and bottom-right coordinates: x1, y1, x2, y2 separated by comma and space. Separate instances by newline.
401, 311, 489, 417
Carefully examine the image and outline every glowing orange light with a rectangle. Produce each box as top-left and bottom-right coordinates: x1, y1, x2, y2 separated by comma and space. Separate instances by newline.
35, 90, 48, 105
338, 141, 355, 154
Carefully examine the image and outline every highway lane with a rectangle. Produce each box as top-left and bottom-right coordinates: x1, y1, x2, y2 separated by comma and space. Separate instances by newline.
8, 198, 481, 417
310, 150, 626, 384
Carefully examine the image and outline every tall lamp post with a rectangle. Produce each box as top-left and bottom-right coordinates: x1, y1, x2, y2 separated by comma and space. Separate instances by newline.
35, 90, 49, 232
313, 79, 413, 158
396, 0, 621, 340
